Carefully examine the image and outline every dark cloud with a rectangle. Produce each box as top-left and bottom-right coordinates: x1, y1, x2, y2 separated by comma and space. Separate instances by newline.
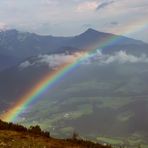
96, 0, 115, 10
110, 21, 119, 25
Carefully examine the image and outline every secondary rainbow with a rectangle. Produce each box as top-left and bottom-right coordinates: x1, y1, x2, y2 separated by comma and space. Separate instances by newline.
1, 19, 148, 122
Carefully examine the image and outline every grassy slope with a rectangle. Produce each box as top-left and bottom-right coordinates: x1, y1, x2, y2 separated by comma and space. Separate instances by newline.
0, 130, 110, 148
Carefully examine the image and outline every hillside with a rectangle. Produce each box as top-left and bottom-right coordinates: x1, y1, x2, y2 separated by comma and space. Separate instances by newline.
0, 120, 111, 148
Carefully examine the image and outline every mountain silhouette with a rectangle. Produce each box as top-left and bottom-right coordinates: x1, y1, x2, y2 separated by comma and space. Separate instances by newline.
0, 28, 148, 60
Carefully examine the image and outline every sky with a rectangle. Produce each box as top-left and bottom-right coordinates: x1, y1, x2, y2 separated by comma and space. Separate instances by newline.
0, 0, 148, 42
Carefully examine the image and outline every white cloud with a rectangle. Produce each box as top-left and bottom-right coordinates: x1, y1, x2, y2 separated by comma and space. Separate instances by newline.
19, 50, 148, 69
19, 61, 33, 69
19, 51, 148, 71
84, 50, 148, 64
0, 22, 8, 30
19, 52, 84, 69
76, 1, 98, 12
37, 52, 84, 68
103, 51, 148, 64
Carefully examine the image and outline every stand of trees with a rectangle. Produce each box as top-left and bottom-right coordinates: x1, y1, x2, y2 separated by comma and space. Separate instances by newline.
0, 119, 50, 138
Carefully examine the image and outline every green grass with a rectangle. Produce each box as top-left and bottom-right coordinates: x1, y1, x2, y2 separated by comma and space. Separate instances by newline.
141, 144, 148, 148
117, 111, 134, 122
100, 97, 133, 109
97, 136, 123, 145
96, 135, 148, 148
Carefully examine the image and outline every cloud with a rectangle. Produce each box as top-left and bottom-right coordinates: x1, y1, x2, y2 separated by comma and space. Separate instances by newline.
110, 21, 119, 26
96, 0, 115, 11
19, 52, 84, 69
37, 54, 75, 68
77, 1, 98, 12
19, 51, 148, 70
83, 50, 148, 64
0, 22, 8, 30
103, 51, 148, 64
19, 61, 33, 69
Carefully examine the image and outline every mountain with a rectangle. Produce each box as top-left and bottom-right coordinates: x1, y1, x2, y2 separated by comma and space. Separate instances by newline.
0, 54, 20, 71
67, 28, 148, 55
0, 29, 71, 58
0, 56, 51, 109
0, 29, 148, 59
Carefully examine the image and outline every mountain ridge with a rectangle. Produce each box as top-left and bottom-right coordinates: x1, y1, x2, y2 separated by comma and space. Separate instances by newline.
1, 28, 147, 43
0, 28, 148, 59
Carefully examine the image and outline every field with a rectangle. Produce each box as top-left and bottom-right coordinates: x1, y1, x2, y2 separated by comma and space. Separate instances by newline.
15, 63, 148, 147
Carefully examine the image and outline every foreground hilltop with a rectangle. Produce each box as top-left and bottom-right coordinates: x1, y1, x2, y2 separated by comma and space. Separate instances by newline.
0, 120, 111, 148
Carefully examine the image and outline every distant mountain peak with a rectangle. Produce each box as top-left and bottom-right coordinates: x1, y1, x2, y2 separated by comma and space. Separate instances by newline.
81, 28, 108, 36
76, 28, 110, 40
85, 28, 98, 33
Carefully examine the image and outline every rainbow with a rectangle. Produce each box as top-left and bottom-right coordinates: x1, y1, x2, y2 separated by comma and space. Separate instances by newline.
1, 19, 148, 122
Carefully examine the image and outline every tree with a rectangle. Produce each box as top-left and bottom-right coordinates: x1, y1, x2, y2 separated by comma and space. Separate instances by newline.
72, 132, 79, 140
29, 125, 41, 134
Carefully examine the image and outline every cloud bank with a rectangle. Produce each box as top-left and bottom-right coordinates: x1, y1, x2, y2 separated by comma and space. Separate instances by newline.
84, 50, 148, 64
37, 53, 82, 68
19, 50, 148, 70
19, 52, 84, 69
0, 22, 8, 31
